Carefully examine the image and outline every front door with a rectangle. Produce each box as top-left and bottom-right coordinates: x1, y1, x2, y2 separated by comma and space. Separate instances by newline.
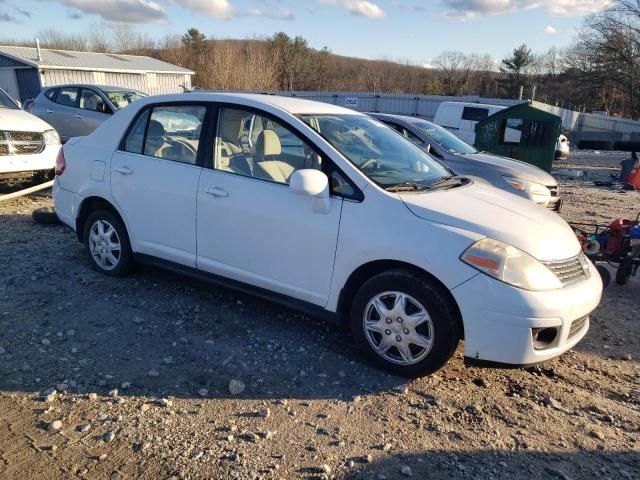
196, 106, 342, 306
111, 103, 207, 267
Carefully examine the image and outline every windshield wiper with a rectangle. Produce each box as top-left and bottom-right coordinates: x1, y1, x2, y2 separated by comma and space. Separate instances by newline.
428, 175, 456, 186
384, 182, 430, 192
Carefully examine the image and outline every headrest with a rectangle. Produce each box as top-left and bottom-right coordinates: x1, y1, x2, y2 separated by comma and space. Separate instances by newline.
256, 130, 281, 157
147, 119, 166, 138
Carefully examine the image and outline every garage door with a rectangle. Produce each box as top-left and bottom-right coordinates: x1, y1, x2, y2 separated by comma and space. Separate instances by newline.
0, 69, 20, 101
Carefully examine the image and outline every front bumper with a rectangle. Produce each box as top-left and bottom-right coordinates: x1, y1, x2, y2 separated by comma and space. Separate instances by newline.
452, 261, 602, 366
0, 144, 59, 175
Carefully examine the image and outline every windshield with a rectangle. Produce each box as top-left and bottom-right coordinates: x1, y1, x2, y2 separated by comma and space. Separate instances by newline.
412, 120, 477, 154
102, 90, 146, 110
301, 114, 450, 189
0, 89, 19, 110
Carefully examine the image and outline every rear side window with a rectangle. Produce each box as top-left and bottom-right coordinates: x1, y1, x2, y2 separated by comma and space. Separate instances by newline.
461, 107, 489, 122
55, 87, 79, 107
123, 104, 206, 165
124, 109, 150, 154
44, 89, 57, 100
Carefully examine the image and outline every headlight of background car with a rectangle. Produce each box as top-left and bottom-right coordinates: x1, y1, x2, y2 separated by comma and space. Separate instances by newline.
503, 176, 549, 197
461, 238, 563, 291
43, 129, 61, 145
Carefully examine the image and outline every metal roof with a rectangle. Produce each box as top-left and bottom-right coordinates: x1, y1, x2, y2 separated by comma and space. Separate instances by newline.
0, 45, 194, 75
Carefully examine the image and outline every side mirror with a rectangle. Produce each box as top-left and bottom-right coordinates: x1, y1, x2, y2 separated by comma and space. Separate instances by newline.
289, 169, 331, 214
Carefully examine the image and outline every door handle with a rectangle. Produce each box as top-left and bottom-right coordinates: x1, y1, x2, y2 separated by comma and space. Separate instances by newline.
45, 109, 53, 114
114, 166, 133, 176
74, 114, 84, 119
205, 186, 228, 198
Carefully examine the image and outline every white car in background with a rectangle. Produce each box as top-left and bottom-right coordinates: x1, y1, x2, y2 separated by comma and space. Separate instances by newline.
54, 93, 601, 377
0, 88, 60, 183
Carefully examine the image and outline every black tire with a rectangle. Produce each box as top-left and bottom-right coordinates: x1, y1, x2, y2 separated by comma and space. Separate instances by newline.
596, 265, 611, 289
83, 209, 133, 277
32, 207, 61, 225
350, 269, 460, 378
615, 262, 632, 285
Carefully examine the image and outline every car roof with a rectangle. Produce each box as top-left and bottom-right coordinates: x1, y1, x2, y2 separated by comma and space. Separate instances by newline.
44, 84, 145, 93
145, 92, 365, 116
369, 112, 435, 127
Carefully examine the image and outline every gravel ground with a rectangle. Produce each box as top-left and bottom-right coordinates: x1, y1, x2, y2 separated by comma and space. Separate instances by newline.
0, 151, 639, 480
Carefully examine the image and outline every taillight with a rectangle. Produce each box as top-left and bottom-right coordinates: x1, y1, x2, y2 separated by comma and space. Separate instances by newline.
28, 101, 35, 113
55, 148, 66, 176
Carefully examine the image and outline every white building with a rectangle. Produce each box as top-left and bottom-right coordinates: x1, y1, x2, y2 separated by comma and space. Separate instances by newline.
0, 45, 194, 102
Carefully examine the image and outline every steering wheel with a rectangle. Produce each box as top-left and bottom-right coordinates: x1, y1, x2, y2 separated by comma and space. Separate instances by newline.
360, 158, 378, 172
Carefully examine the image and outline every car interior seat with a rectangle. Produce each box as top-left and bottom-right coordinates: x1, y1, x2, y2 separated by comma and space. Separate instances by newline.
216, 111, 252, 175
253, 130, 295, 183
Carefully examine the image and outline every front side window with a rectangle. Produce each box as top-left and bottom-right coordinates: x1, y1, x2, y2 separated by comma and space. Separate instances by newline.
214, 107, 321, 185
301, 114, 449, 190
123, 104, 206, 165
104, 90, 146, 110
55, 88, 79, 107
79, 89, 110, 113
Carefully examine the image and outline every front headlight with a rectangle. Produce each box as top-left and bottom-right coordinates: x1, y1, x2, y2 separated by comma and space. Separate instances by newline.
461, 238, 562, 291
43, 129, 60, 145
503, 176, 549, 197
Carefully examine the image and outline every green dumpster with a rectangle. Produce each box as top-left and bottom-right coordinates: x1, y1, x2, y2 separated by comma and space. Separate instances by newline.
474, 101, 561, 172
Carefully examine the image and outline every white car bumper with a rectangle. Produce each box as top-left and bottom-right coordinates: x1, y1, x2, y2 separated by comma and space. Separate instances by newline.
53, 179, 82, 231
452, 261, 602, 366
0, 143, 59, 175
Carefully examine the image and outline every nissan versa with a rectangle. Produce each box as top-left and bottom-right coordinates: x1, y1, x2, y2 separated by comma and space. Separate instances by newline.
53, 93, 603, 377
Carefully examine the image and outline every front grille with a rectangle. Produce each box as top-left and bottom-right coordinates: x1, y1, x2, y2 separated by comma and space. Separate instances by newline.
568, 315, 588, 339
0, 131, 45, 156
544, 256, 587, 286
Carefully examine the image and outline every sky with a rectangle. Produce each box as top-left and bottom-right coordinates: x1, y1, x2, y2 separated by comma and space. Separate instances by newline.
0, 0, 613, 65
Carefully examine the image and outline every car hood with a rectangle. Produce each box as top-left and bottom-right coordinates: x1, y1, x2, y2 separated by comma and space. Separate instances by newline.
0, 108, 53, 132
400, 181, 579, 261
461, 152, 557, 186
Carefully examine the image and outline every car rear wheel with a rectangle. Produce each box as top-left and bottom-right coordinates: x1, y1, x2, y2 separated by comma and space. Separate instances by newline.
350, 269, 460, 378
83, 210, 132, 277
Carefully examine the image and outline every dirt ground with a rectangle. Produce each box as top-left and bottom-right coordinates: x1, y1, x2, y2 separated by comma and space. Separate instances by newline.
0, 151, 638, 480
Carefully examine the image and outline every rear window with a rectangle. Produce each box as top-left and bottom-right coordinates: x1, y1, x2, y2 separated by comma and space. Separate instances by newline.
461, 107, 489, 122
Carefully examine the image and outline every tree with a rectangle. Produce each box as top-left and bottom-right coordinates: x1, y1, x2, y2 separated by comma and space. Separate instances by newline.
181, 28, 207, 50
500, 44, 536, 98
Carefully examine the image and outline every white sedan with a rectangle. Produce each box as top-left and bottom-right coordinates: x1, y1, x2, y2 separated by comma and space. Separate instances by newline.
53, 93, 602, 377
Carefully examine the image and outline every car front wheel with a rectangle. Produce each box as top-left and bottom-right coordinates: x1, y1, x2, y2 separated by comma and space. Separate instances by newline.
83, 210, 132, 277
350, 270, 460, 378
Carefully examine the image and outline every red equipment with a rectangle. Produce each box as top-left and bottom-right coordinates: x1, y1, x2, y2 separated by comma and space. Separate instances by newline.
626, 166, 640, 188
604, 218, 634, 255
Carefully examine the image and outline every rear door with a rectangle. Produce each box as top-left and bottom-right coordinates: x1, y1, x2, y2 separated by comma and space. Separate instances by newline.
459, 106, 489, 144
110, 102, 207, 267
47, 86, 81, 140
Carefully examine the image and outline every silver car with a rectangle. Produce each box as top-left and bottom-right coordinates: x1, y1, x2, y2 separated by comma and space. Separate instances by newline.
370, 113, 561, 211
30, 84, 146, 142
